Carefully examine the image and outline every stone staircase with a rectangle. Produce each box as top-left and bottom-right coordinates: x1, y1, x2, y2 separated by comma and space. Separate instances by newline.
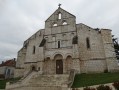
28, 74, 69, 87
6, 71, 70, 90
6, 71, 37, 90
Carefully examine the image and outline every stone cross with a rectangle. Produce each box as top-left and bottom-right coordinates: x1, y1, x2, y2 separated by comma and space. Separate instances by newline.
58, 4, 61, 8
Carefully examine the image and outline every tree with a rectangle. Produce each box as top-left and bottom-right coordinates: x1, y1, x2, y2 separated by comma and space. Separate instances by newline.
112, 36, 119, 60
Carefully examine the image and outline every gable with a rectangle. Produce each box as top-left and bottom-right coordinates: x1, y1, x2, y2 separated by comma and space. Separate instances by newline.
45, 7, 76, 30
45, 7, 76, 22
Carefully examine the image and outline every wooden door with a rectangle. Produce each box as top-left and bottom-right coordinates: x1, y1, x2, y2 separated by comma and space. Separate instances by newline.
56, 60, 63, 74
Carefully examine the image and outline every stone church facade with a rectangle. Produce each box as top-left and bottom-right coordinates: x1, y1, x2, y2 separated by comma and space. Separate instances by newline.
15, 6, 119, 77
6, 6, 119, 90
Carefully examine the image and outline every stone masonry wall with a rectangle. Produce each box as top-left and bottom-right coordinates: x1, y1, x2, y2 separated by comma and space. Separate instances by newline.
77, 24, 107, 73
101, 29, 119, 72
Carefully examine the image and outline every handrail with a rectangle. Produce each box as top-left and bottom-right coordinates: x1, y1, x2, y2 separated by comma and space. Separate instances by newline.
9, 70, 33, 84
22, 70, 32, 80
68, 69, 76, 88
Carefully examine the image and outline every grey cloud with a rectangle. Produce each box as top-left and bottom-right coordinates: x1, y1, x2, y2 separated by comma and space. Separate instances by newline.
0, 0, 119, 62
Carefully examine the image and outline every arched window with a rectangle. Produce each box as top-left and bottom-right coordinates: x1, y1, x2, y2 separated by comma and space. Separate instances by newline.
58, 41, 60, 48
32, 66, 35, 71
86, 37, 90, 49
33, 46, 35, 54
53, 23, 57, 27
72, 36, 78, 44
62, 21, 67, 25
31, 66, 36, 71
58, 13, 62, 19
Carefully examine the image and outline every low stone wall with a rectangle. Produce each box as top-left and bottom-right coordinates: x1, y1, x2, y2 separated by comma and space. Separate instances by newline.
6, 86, 68, 90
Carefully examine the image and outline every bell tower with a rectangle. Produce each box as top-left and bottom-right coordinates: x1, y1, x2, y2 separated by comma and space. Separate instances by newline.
45, 5, 76, 35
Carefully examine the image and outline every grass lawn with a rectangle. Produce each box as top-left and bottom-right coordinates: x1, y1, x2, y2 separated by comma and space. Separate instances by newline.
0, 80, 7, 89
72, 72, 119, 88
0, 78, 21, 89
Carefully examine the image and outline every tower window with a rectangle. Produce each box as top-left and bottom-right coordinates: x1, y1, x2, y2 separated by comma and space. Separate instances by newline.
33, 46, 36, 54
53, 23, 57, 27
58, 41, 60, 48
62, 21, 67, 25
86, 37, 90, 49
58, 13, 62, 19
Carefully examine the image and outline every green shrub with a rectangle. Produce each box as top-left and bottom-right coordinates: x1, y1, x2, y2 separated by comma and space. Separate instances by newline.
83, 87, 96, 90
112, 81, 119, 90
97, 85, 112, 90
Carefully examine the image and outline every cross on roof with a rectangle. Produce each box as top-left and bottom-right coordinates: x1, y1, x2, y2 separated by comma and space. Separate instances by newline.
58, 4, 61, 8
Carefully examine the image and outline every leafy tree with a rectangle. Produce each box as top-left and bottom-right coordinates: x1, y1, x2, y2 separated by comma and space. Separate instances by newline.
112, 36, 119, 60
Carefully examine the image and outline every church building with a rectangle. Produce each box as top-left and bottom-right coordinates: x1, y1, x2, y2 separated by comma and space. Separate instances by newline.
6, 6, 119, 90
15, 5, 119, 77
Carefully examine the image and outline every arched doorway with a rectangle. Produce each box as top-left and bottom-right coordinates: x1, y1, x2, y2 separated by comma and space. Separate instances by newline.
54, 54, 63, 74
31, 66, 36, 71
56, 60, 63, 74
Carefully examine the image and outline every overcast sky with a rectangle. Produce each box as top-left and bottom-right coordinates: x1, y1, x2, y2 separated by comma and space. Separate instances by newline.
0, 0, 119, 62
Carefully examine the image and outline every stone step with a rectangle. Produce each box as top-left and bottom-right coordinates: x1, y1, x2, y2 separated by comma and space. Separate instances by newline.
28, 74, 69, 86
